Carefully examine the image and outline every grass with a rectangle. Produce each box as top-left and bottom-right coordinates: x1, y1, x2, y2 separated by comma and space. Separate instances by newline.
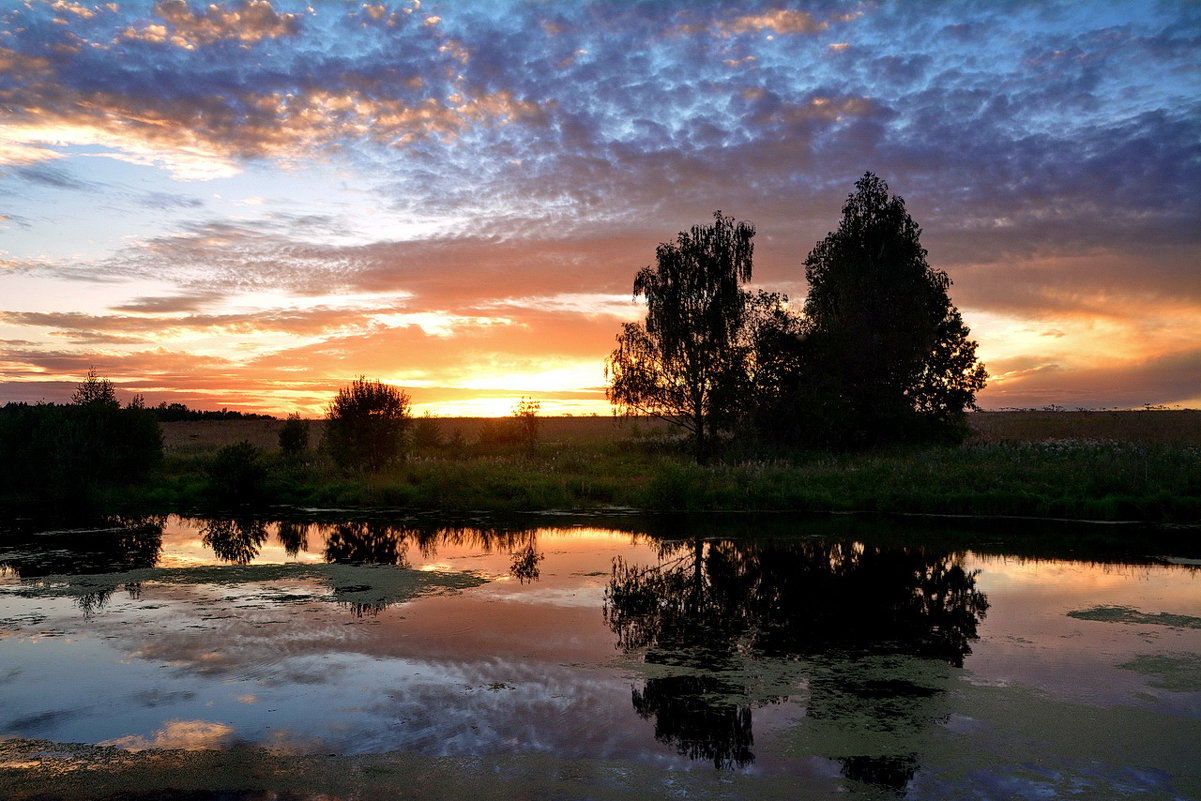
107, 410, 1201, 523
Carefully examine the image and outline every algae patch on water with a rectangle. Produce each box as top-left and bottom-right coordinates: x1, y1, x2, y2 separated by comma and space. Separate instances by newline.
1066, 605, 1201, 629
0, 563, 488, 614
1118, 652, 1201, 692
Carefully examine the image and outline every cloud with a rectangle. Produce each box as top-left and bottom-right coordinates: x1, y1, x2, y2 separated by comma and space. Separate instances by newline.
0, 1, 1197, 413
5, 163, 100, 192
120, 1, 302, 49
980, 348, 1201, 409
720, 10, 828, 36
100, 719, 235, 751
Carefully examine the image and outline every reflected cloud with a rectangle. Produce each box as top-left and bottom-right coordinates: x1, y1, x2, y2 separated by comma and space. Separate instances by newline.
100, 719, 235, 751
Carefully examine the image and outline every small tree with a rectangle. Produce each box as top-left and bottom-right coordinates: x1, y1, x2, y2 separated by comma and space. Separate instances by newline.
324, 377, 410, 471
512, 397, 541, 449
206, 440, 267, 503
411, 412, 444, 451
72, 367, 119, 408
607, 212, 756, 460
278, 412, 308, 459
798, 173, 986, 445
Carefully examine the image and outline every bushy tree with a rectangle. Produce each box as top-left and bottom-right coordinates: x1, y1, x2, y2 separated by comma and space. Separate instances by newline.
607, 212, 757, 460
411, 412, 444, 451
278, 412, 308, 459
795, 173, 986, 446
512, 397, 541, 450
324, 377, 410, 471
206, 440, 267, 503
72, 366, 119, 408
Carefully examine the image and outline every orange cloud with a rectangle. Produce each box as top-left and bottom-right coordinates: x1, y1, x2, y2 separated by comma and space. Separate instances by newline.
120, 1, 301, 49
100, 719, 235, 751
721, 10, 827, 36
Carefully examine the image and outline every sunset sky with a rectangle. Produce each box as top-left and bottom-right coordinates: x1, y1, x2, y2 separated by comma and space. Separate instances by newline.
2, 0, 1198, 417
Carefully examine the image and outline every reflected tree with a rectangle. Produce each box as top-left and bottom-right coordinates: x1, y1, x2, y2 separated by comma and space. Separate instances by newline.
0, 516, 163, 579
604, 533, 988, 789
275, 520, 310, 557
509, 543, 544, 584
201, 518, 269, 564
323, 522, 410, 566
632, 673, 755, 769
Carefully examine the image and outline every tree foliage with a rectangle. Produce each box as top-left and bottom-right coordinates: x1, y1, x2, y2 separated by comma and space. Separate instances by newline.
278, 412, 309, 459
607, 212, 757, 459
606, 177, 986, 455
324, 377, 411, 471
795, 172, 986, 446
71, 366, 119, 408
0, 370, 162, 498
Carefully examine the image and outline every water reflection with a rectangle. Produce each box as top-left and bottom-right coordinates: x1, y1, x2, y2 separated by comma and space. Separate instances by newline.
0, 516, 164, 578
604, 530, 989, 789
0, 516, 164, 615
3, 515, 549, 616
201, 518, 268, 565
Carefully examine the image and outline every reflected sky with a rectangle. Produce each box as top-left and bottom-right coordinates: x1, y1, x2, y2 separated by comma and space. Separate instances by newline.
2, 516, 1199, 798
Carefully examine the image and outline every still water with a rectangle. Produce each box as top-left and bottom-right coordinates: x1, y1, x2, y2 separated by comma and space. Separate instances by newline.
1, 512, 1199, 800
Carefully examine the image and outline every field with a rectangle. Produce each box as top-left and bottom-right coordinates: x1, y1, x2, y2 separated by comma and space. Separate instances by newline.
160, 410, 1201, 453
131, 410, 1201, 524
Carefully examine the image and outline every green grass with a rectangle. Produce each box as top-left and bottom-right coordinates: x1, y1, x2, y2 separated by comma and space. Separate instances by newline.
108, 434, 1200, 523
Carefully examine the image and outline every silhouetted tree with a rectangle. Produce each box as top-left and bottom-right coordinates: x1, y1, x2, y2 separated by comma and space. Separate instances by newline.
604, 532, 989, 785
324, 377, 411, 471
411, 412, 444, 451
206, 440, 268, 503
201, 517, 269, 564
512, 397, 541, 450
278, 412, 308, 459
607, 212, 757, 460
72, 366, 119, 408
796, 173, 986, 446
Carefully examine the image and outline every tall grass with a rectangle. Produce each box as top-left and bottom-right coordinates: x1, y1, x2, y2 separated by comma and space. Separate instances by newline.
116, 431, 1200, 523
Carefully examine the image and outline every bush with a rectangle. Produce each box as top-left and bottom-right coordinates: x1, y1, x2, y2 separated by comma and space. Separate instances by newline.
278, 412, 309, 459
324, 377, 411, 471
206, 440, 267, 503
412, 413, 443, 451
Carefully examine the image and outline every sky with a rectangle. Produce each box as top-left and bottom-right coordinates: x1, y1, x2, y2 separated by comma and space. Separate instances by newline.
1, 0, 1198, 417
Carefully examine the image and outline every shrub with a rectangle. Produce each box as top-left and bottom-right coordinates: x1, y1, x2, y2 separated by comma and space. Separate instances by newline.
278, 412, 309, 459
324, 377, 411, 471
412, 413, 444, 451
206, 440, 267, 503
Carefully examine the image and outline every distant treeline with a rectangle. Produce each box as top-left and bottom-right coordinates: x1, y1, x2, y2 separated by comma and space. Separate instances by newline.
147, 402, 276, 422
0, 400, 274, 422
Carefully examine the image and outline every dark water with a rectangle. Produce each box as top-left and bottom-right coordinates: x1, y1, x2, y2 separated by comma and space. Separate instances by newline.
1, 512, 1199, 800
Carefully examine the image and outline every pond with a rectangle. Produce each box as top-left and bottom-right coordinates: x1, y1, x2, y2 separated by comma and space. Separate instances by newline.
1, 511, 1199, 800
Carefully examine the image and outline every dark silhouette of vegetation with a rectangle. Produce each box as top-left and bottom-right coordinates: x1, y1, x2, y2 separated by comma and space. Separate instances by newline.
323, 377, 411, 471
0, 370, 162, 499
475, 398, 543, 449
512, 397, 541, 449
150, 402, 275, 421
607, 175, 987, 458
792, 172, 987, 447
411, 412, 444, 451
278, 412, 309, 459
607, 212, 759, 460
72, 366, 118, 408
206, 440, 268, 503
201, 516, 269, 564
604, 530, 989, 786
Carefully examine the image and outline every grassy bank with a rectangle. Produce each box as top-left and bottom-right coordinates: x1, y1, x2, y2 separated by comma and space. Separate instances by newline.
105, 411, 1201, 523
